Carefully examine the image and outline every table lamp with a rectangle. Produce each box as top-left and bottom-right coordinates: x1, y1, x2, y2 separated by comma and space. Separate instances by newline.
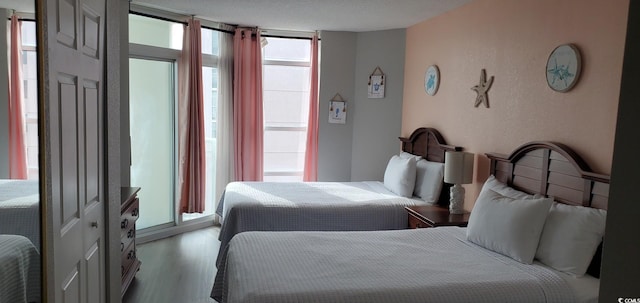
444, 151, 474, 214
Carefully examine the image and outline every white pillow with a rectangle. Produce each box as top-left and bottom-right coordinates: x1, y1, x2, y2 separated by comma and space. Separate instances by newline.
467, 188, 553, 264
535, 203, 606, 276
399, 151, 423, 161
383, 155, 417, 197
414, 160, 444, 203
482, 175, 538, 200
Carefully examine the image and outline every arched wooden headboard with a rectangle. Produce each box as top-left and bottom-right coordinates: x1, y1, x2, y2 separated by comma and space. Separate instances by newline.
399, 127, 462, 206
486, 141, 609, 209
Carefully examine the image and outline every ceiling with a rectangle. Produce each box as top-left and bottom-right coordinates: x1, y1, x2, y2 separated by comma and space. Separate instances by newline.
0, 0, 473, 32
133, 0, 473, 32
0, 0, 34, 13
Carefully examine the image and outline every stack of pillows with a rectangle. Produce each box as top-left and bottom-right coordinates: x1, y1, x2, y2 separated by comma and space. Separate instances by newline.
382, 152, 445, 204
466, 175, 607, 277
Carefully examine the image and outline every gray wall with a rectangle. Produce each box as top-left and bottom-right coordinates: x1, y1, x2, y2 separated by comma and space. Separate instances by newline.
0, 8, 9, 178
351, 29, 406, 181
317, 31, 357, 181
599, 2, 640, 301
318, 29, 406, 181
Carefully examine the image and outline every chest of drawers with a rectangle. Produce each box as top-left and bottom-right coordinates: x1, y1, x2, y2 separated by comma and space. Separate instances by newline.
121, 187, 141, 297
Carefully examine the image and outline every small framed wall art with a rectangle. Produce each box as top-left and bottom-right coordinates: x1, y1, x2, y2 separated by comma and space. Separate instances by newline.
546, 43, 582, 92
368, 66, 385, 98
425, 65, 440, 96
328, 93, 347, 124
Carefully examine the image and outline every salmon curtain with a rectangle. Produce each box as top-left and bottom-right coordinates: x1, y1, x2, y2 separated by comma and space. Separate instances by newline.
303, 35, 319, 182
233, 28, 263, 181
8, 15, 28, 179
177, 19, 206, 213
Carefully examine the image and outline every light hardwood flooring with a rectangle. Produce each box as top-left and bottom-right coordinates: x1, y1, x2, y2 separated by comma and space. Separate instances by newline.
122, 226, 221, 303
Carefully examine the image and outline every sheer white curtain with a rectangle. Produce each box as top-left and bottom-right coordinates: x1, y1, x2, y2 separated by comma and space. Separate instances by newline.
214, 29, 235, 222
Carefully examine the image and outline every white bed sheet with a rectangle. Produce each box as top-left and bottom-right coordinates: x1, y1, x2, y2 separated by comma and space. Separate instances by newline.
212, 227, 587, 303
0, 180, 40, 250
554, 266, 600, 303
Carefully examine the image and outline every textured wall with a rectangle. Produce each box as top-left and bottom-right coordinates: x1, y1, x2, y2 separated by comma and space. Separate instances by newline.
318, 31, 357, 181
351, 29, 406, 181
402, 0, 628, 209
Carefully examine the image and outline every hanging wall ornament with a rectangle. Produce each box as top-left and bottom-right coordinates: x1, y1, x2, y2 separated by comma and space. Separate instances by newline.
472, 69, 494, 108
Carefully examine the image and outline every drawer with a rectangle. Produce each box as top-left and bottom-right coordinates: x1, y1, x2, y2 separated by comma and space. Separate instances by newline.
120, 226, 136, 255
120, 198, 139, 238
408, 213, 432, 229
121, 241, 137, 278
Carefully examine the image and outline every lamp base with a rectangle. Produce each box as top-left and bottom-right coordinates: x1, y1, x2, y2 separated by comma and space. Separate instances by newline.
449, 184, 465, 214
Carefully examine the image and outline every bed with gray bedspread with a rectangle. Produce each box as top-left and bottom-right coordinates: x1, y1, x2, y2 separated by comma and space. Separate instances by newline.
0, 179, 40, 250
0, 235, 40, 303
215, 181, 428, 267
212, 227, 580, 303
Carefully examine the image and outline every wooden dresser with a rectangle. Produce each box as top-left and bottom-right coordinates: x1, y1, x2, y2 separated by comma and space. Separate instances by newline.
121, 187, 141, 297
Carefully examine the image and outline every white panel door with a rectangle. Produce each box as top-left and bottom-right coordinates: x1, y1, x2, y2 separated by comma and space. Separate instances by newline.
43, 0, 106, 301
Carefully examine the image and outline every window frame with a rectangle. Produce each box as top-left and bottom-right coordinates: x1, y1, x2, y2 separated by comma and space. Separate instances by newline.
262, 38, 313, 180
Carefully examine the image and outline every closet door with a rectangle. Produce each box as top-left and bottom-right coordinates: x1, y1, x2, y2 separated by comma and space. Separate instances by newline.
42, 0, 107, 301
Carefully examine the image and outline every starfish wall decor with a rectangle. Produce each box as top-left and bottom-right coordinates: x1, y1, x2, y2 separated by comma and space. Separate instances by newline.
471, 69, 494, 108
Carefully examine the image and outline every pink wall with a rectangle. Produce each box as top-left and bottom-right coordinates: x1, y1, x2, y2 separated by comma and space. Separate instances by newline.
402, 0, 629, 210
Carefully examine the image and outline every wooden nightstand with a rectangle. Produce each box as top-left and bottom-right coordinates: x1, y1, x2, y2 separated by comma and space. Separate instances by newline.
405, 205, 470, 229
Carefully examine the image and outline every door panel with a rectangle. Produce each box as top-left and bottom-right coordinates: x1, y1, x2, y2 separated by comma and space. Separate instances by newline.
85, 242, 101, 303
61, 268, 80, 303
44, 0, 106, 301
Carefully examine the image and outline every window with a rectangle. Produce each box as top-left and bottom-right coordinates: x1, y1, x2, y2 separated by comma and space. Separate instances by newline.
128, 14, 222, 229
262, 37, 312, 182
20, 20, 38, 180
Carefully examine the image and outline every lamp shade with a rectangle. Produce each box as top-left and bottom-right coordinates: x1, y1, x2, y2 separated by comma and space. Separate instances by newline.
444, 151, 474, 184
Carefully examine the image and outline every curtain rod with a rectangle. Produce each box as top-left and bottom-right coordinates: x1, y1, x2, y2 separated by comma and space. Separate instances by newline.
129, 10, 318, 40
6, 17, 36, 22
129, 11, 234, 34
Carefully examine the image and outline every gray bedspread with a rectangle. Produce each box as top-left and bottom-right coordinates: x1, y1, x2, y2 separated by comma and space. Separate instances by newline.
0, 235, 40, 303
212, 227, 576, 303
215, 181, 427, 267
0, 180, 40, 250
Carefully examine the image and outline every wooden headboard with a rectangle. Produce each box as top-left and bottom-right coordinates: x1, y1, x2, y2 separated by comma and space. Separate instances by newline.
399, 127, 462, 205
486, 141, 610, 209
486, 141, 610, 278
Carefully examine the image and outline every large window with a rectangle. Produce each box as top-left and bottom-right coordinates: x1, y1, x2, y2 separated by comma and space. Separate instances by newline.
20, 20, 38, 180
129, 14, 221, 230
262, 37, 312, 182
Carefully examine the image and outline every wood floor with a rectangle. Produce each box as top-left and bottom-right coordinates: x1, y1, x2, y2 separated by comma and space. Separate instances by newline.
122, 226, 221, 303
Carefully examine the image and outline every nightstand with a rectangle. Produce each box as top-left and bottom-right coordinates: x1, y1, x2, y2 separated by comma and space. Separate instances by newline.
405, 205, 470, 229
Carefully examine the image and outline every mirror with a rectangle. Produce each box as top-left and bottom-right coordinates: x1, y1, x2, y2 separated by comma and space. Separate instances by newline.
0, 0, 40, 302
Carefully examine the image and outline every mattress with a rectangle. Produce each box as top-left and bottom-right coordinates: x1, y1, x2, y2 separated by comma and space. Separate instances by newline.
0, 180, 40, 250
215, 181, 428, 266
212, 227, 592, 303
0, 235, 41, 303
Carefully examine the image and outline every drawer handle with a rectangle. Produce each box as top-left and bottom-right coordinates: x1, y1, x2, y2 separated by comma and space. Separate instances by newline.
132, 208, 139, 217
121, 242, 124, 252
121, 219, 128, 229
127, 229, 135, 239
121, 266, 125, 275
127, 250, 136, 260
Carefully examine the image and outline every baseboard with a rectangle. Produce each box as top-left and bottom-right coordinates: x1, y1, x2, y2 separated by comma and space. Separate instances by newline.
136, 217, 220, 244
